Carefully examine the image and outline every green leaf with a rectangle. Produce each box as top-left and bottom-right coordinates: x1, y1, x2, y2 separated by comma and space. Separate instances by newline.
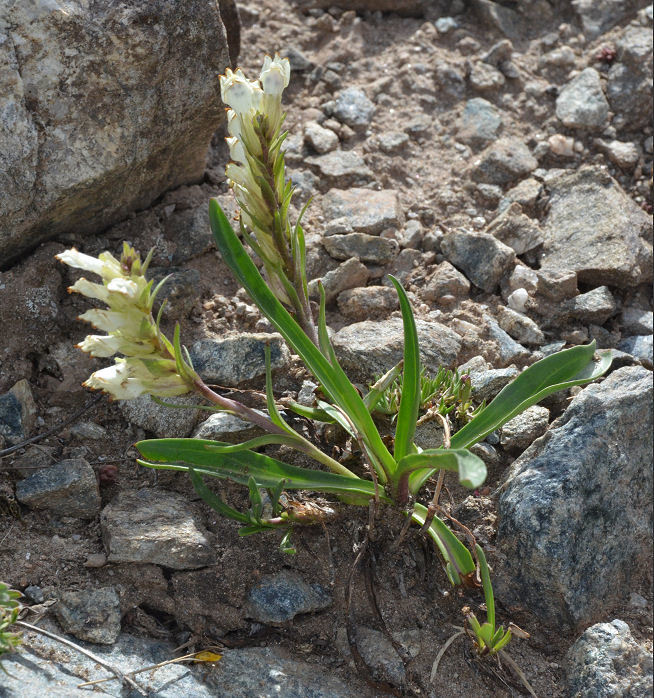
279, 529, 296, 554
478, 623, 494, 648
264, 344, 293, 433
399, 448, 487, 491
188, 468, 249, 523
389, 276, 420, 463
476, 544, 495, 630
410, 343, 611, 492
363, 362, 403, 413
137, 438, 385, 502
248, 476, 263, 520
203, 434, 306, 453
412, 502, 475, 583
209, 199, 396, 477
492, 629, 512, 653
491, 627, 506, 648
284, 400, 337, 423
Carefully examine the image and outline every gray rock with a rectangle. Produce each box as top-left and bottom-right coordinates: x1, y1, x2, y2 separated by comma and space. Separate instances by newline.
556, 68, 609, 130
330, 87, 375, 129
281, 46, 314, 72
441, 230, 515, 293
571, 0, 643, 38
0, 379, 37, 446
193, 412, 265, 443
469, 366, 519, 402
561, 286, 617, 325
288, 169, 319, 203
400, 219, 423, 249
306, 150, 373, 188
470, 138, 538, 185
323, 232, 398, 264
69, 421, 107, 440
595, 139, 641, 171
457, 98, 503, 149
101, 489, 216, 569
0, 617, 225, 697
23, 585, 44, 604
419, 261, 471, 302
471, 0, 525, 40
497, 367, 653, 628
190, 333, 290, 387
0, 1, 231, 265
500, 405, 549, 451
495, 305, 545, 346
246, 570, 332, 624
163, 205, 214, 265
435, 17, 459, 33
9, 445, 57, 477
16, 459, 100, 518
322, 188, 403, 234
119, 393, 201, 438
567, 619, 653, 697
540, 167, 652, 288
297, 380, 318, 407
607, 26, 653, 130
485, 315, 531, 363
377, 130, 410, 153
304, 121, 339, 154
332, 318, 461, 381
337, 286, 399, 320
309, 257, 369, 304
55, 587, 121, 645
498, 177, 543, 215
485, 202, 543, 255
622, 308, 653, 335
618, 335, 653, 367
148, 267, 201, 321
536, 268, 578, 302
205, 646, 354, 698
469, 62, 506, 91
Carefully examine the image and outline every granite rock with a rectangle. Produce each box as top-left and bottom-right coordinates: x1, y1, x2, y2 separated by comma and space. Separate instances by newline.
556, 68, 610, 130
470, 138, 538, 185
55, 587, 121, 645
322, 188, 403, 234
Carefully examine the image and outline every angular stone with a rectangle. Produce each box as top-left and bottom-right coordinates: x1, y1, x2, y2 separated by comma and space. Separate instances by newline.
55, 588, 121, 645
561, 286, 617, 325
190, 333, 290, 387
377, 131, 409, 153
304, 121, 339, 154
469, 366, 519, 402
607, 26, 653, 130
0, 379, 37, 446
618, 335, 653, 367
419, 261, 470, 302
306, 150, 373, 188
500, 405, 549, 451
330, 87, 375, 129
101, 489, 216, 569
457, 98, 503, 148
497, 367, 653, 628
441, 230, 515, 293
16, 459, 100, 518
556, 68, 610, 130
119, 394, 201, 438
470, 138, 538, 185
540, 167, 652, 288
621, 308, 653, 336
309, 257, 369, 304
246, 570, 332, 624
567, 619, 654, 697
337, 286, 399, 320
469, 61, 505, 91
9, 445, 57, 478
571, 0, 643, 38
485, 315, 530, 363
322, 188, 402, 234
0, 2, 231, 265
485, 202, 543, 255
495, 305, 545, 346
337, 626, 407, 687
332, 318, 461, 381
193, 412, 265, 443
323, 233, 398, 264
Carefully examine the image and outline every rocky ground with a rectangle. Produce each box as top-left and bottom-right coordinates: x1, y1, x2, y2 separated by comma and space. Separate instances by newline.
1, 0, 653, 696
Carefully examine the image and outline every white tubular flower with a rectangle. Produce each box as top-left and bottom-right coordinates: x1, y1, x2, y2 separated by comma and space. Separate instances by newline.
260, 54, 290, 96
220, 68, 263, 114
68, 278, 111, 303
226, 136, 246, 164
77, 335, 156, 358
83, 361, 144, 400
78, 308, 147, 335
56, 248, 122, 280
227, 109, 241, 138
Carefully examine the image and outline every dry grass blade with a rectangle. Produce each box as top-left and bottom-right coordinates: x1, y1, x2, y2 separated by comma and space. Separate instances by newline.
16, 620, 146, 695
499, 650, 539, 698
430, 626, 465, 683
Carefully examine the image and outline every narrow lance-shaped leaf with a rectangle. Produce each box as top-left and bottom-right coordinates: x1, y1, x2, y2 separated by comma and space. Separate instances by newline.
397, 448, 487, 490
389, 276, 420, 463
410, 343, 611, 493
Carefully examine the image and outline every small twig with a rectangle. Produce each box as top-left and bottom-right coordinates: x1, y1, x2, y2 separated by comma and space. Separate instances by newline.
430, 627, 465, 683
16, 619, 146, 695
321, 522, 336, 588
499, 650, 539, 698
0, 394, 103, 458
419, 414, 450, 534
390, 506, 414, 551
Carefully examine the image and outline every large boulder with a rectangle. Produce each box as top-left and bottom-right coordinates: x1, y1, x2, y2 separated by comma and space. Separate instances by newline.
497, 366, 653, 629
0, 0, 233, 266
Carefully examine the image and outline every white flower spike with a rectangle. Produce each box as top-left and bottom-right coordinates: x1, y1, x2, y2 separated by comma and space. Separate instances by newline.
260, 54, 290, 96
220, 67, 263, 114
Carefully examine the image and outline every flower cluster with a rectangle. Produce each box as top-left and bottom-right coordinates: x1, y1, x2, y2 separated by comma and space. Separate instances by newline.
56, 244, 194, 399
220, 55, 296, 304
